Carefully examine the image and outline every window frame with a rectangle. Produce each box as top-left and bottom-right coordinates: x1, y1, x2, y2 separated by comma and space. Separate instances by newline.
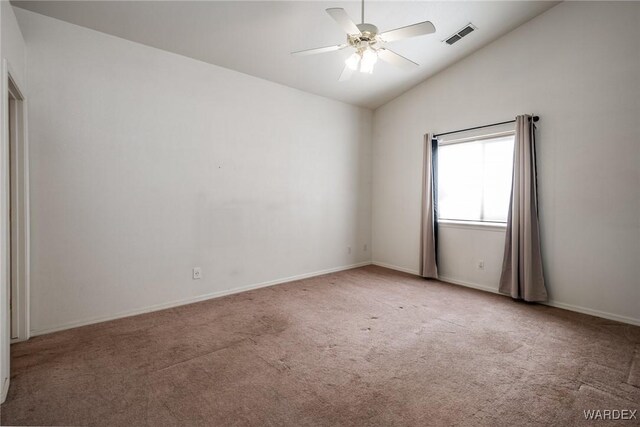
436, 130, 515, 227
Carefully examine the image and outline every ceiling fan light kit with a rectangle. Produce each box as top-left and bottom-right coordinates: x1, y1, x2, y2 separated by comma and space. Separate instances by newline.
346, 47, 378, 74
292, 0, 436, 81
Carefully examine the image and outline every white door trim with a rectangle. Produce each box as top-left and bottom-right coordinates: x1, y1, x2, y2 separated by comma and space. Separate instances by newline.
7, 66, 29, 343
1, 58, 30, 404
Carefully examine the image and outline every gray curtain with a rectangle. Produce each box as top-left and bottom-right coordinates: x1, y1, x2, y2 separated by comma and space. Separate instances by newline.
499, 115, 547, 301
420, 134, 438, 279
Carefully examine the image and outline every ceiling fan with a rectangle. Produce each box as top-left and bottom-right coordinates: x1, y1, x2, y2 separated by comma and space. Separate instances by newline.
291, 0, 436, 81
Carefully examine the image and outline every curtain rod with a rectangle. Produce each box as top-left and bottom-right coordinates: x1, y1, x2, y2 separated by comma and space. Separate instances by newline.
434, 116, 539, 138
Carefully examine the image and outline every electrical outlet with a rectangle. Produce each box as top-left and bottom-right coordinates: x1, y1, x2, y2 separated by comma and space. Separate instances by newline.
477, 260, 485, 270
363, 244, 368, 252
347, 246, 352, 254
193, 267, 202, 280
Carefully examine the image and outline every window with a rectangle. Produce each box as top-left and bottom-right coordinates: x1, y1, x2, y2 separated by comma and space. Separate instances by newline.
437, 134, 514, 223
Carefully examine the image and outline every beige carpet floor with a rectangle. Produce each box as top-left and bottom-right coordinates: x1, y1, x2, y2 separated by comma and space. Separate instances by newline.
1, 266, 639, 426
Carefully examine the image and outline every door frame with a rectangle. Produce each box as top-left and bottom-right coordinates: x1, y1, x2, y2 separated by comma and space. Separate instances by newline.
1, 58, 30, 404
6, 62, 29, 342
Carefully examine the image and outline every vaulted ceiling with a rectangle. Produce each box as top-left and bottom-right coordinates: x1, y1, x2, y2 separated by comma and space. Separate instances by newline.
13, 1, 559, 108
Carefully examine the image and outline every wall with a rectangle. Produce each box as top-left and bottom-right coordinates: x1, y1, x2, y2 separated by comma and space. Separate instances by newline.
1, 2, 25, 88
16, 9, 373, 335
372, 1, 640, 325
1, 1, 27, 403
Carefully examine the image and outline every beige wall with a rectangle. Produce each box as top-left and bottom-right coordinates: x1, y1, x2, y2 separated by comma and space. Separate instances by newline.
372, 1, 640, 324
17, 9, 373, 335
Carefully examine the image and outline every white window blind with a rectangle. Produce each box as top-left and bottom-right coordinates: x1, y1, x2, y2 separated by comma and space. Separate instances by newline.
437, 133, 514, 223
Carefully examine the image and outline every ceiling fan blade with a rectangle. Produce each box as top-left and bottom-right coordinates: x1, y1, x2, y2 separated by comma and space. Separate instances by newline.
338, 65, 354, 82
377, 48, 419, 70
378, 21, 436, 43
326, 8, 361, 35
291, 44, 348, 56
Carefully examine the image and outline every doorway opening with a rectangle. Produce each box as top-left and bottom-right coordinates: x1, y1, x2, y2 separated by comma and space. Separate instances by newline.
1, 60, 30, 405
6, 68, 29, 343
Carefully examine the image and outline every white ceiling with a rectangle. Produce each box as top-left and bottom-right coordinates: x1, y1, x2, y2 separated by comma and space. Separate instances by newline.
12, 1, 559, 108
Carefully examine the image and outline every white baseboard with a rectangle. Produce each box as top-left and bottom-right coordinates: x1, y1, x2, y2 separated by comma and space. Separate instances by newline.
29, 260, 640, 335
439, 276, 640, 326
372, 264, 640, 327
371, 261, 420, 275
30, 261, 372, 337
1, 377, 8, 404
542, 299, 640, 326
438, 276, 500, 295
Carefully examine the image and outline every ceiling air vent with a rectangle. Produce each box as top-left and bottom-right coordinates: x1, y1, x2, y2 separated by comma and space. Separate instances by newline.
445, 24, 476, 45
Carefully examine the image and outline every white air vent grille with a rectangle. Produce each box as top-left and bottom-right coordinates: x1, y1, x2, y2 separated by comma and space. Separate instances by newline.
445, 24, 476, 45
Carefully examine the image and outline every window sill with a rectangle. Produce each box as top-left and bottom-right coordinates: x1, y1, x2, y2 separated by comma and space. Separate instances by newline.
438, 219, 507, 232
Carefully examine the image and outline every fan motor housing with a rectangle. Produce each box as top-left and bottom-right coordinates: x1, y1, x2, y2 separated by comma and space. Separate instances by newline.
350, 23, 379, 44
